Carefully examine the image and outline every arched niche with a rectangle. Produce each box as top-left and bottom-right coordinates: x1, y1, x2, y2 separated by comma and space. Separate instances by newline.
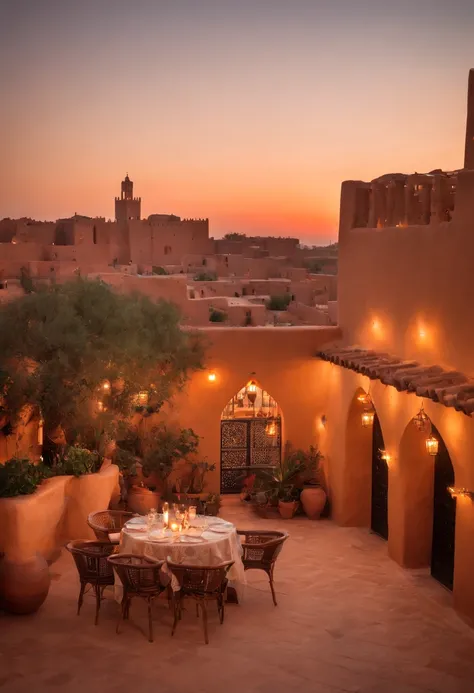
219, 380, 282, 494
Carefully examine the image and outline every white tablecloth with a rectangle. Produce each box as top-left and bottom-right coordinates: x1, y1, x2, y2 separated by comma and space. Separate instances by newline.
117, 515, 246, 598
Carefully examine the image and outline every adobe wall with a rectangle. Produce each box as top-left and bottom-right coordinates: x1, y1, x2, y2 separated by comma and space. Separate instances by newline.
338, 170, 474, 375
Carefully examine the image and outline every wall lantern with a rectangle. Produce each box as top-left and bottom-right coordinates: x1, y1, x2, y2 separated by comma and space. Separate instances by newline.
413, 402, 429, 432
265, 420, 277, 437
207, 371, 216, 382
361, 408, 375, 427
246, 380, 258, 405
448, 487, 474, 500
425, 434, 439, 456
357, 393, 371, 405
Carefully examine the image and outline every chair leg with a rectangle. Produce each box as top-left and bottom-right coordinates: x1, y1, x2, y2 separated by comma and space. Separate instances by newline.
94, 584, 101, 625
201, 601, 209, 645
117, 594, 127, 634
269, 568, 277, 606
196, 602, 200, 618
218, 595, 225, 624
171, 596, 180, 637
77, 582, 86, 615
147, 599, 153, 643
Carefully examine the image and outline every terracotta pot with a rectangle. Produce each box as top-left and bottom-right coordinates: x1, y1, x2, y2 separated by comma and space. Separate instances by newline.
0, 553, 50, 614
300, 486, 327, 519
127, 486, 161, 515
278, 500, 298, 519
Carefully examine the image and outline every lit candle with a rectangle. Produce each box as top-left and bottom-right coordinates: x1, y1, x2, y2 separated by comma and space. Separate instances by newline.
189, 507, 197, 521
163, 510, 169, 528
170, 523, 179, 533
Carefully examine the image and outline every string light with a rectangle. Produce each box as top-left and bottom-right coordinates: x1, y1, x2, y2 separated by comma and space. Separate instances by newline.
379, 449, 391, 464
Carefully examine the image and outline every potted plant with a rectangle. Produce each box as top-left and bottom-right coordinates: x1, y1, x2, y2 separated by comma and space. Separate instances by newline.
203, 492, 221, 516
277, 485, 299, 519
123, 424, 200, 515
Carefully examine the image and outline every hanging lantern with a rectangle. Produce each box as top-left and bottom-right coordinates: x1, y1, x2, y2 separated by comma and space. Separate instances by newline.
361, 408, 375, 427
413, 403, 429, 432
246, 380, 257, 405
101, 380, 111, 392
137, 391, 149, 405
357, 393, 371, 405
425, 434, 439, 456
265, 420, 277, 437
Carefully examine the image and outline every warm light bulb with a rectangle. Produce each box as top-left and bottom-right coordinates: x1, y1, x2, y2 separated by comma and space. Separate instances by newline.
102, 380, 111, 392
208, 371, 216, 382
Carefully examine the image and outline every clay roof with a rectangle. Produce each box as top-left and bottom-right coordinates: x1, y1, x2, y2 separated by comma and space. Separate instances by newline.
316, 346, 474, 416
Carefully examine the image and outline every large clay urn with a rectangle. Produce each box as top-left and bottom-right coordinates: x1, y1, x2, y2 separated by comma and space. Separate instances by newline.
127, 485, 161, 515
300, 486, 327, 520
0, 554, 51, 614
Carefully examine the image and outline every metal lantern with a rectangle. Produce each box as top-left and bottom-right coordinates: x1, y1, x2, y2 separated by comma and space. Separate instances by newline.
413, 403, 430, 432
265, 420, 277, 437
361, 408, 375, 427
246, 380, 257, 405
425, 434, 439, 456
357, 393, 371, 405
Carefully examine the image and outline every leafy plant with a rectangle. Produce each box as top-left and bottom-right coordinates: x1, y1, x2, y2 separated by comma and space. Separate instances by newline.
152, 266, 168, 275
140, 425, 200, 485
254, 443, 322, 503
209, 309, 227, 323
0, 457, 50, 497
266, 294, 291, 311
193, 272, 217, 281
204, 492, 221, 514
188, 461, 216, 493
52, 446, 101, 477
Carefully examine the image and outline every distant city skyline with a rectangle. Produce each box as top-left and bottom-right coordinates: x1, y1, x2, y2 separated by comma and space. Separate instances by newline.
1, 0, 473, 244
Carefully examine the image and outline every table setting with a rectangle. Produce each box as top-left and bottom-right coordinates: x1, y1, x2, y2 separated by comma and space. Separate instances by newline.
117, 504, 246, 598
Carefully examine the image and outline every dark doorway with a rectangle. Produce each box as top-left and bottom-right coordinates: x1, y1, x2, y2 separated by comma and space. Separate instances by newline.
220, 418, 281, 494
431, 425, 456, 590
371, 413, 388, 539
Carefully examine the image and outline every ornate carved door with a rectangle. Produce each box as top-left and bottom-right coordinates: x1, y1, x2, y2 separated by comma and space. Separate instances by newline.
370, 413, 389, 540
431, 427, 456, 590
220, 418, 281, 494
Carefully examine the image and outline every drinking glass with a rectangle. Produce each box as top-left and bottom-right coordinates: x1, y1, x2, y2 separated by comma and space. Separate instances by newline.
188, 506, 197, 522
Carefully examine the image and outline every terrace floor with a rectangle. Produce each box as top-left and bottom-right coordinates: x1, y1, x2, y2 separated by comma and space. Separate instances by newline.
1, 499, 474, 693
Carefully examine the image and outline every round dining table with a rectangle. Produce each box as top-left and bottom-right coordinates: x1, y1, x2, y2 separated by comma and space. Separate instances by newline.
118, 515, 246, 598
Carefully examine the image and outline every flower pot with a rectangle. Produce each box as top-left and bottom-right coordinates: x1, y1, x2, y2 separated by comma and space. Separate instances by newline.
278, 500, 298, 519
300, 486, 327, 520
0, 553, 50, 614
127, 485, 161, 515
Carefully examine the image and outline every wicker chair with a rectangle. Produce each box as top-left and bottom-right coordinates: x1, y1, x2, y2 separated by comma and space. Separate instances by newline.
87, 510, 134, 543
167, 560, 234, 644
66, 541, 116, 625
237, 530, 288, 606
108, 554, 166, 643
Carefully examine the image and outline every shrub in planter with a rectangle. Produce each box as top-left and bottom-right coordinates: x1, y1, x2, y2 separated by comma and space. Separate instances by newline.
0, 458, 50, 498
51, 446, 101, 477
203, 493, 221, 516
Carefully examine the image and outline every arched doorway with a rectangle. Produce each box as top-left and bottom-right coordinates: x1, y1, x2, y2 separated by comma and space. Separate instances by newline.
220, 380, 281, 494
371, 413, 388, 540
431, 423, 456, 590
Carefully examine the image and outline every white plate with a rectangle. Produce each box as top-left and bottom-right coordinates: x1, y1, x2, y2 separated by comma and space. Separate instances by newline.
126, 517, 146, 525
179, 535, 206, 544
205, 526, 230, 535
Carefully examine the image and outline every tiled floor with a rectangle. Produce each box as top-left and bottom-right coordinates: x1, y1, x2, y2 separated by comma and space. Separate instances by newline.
1, 498, 474, 693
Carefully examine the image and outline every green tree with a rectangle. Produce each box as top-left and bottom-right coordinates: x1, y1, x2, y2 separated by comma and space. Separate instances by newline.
266, 294, 291, 311
193, 271, 217, 281
0, 278, 204, 452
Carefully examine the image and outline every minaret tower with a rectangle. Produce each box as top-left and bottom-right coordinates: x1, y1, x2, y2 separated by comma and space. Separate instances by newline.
464, 69, 474, 170
115, 173, 141, 222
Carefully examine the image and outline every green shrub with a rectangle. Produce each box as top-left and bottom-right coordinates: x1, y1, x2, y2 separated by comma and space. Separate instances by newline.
193, 272, 217, 281
53, 446, 101, 477
152, 266, 168, 275
0, 458, 50, 497
266, 294, 291, 311
209, 309, 227, 323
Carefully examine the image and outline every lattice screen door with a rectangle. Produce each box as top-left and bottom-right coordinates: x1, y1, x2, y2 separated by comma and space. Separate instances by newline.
220, 418, 281, 493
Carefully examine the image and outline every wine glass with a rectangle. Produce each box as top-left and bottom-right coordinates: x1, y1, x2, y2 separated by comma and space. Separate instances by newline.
188, 506, 197, 522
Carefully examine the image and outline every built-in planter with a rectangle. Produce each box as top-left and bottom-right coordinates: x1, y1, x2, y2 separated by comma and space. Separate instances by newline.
300, 486, 327, 520
64, 465, 120, 540
0, 475, 70, 562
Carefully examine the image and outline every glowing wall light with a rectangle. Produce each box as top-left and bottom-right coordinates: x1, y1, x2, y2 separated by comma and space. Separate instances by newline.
207, 371, 216, 382
425, 434, 439, 456
361, 409, 375, 427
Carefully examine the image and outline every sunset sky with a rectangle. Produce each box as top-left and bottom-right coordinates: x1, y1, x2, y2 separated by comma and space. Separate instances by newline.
1, 0, 473, 244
